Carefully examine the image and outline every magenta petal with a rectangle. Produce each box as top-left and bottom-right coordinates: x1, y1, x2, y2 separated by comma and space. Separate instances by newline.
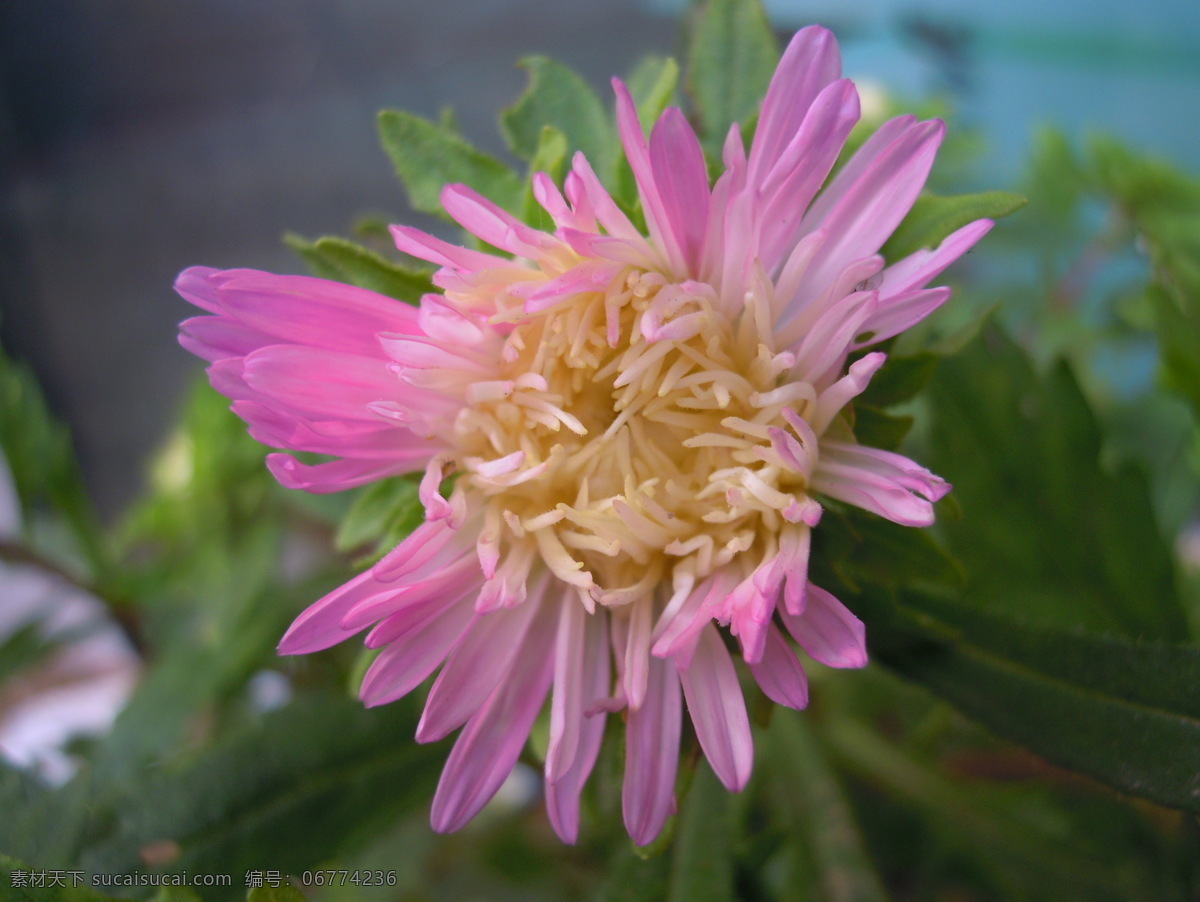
623, 654, 682, 846
242, 345, 400, 421
209, 269, 421, 356
277, 569, 379, 655
780, 584, 867, 669
429, 599, 557, 833
179, 316, 273, 362
747, 623, 809, 709
678, 623, 753, 792
174, 266, 223, 313
266, 454, 416, 494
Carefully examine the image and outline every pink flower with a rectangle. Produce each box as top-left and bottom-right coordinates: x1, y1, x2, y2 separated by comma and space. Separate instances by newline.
177, 26, 985, 845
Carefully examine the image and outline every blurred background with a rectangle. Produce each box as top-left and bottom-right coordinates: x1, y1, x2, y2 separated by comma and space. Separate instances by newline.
1, 0, 1197, 518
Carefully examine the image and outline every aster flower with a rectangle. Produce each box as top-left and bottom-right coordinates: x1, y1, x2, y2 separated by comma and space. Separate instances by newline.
176, 26, 989, 845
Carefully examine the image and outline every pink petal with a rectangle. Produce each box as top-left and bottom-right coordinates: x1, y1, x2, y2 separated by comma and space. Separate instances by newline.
780, 584, 867, 669
797, 120, 944, 299
390, 224, 514, 273
857, 287, 951, 347
545, 611, 610, 843
208, 269, 420, 356
748, 26, 843, 186
612, 79, 688, 277
358, 590, 478, 707
233, 400, 443, 462
355, 554, 482, 637
441, 184, 561, 260
814, 442, 949, 527
623, 597, 654, 711
648, 107, 710, 274
747, 623, 809, 709
179, 316, 273, 362
416, 583, 544, 743
812, 351, 887, 434
242, 345, 401, 421
174, 266, 223, 313
266, 454, 418, 493
429, 598, 557, 833
277, 569, 380, 655
623, 654, 682, 846
756, 79, 860, 272
880, 219, 994, 296
678, 623, 753, 791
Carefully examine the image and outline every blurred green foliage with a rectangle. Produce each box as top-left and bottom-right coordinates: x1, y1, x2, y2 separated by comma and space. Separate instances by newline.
3, 0, 1200, 899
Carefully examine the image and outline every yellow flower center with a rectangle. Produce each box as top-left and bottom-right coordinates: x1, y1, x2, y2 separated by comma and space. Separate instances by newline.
452, 267, 819, 610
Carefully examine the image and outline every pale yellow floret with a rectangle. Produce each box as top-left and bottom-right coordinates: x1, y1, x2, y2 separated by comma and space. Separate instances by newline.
444, 263, 826, 608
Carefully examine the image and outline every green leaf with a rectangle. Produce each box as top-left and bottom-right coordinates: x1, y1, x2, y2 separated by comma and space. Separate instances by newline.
857, 588, 1200, 814
284, 235, 432, 304
1, 853, 133, 902
79, 694, 442, 886
685, 0, 778, 157
521, 126, 570, 227
883, 191, 1027, 260
1148, 283, 1200, 417
500, 57, 614, 177
245, 886, 305, 902
667, 765, 733, 902
850, 405, 912, 452
0, 348, 108, 576
825, 715, 1177, 901
829, 512, 964, 593
626, 56, 680, 134
378, 110, 524, 218
858, 352, 938, 408
335, 477, 421, 555
0, 763, 94, 868
764, 715, 888, 902
925, 325, 1188, 641
594, 851, 669, 902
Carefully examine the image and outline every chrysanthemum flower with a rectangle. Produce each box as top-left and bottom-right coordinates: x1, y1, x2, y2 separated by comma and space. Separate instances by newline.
176, 26, 989, 845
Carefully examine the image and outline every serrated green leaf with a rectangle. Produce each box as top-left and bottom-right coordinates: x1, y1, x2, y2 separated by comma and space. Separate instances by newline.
925, 325, 1187, 641
666, 765, 733, 902
626, 56, 679, 134
685, 0, 778, 157
284, 235, 432, 304
883, 191, 1027, 260
500, 57, 614, 177
334, 478, 420, 554
765, 715, 888, 902
857, 588, 1200, 813
378, 110, 523, 218
79, 694, 441, 891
